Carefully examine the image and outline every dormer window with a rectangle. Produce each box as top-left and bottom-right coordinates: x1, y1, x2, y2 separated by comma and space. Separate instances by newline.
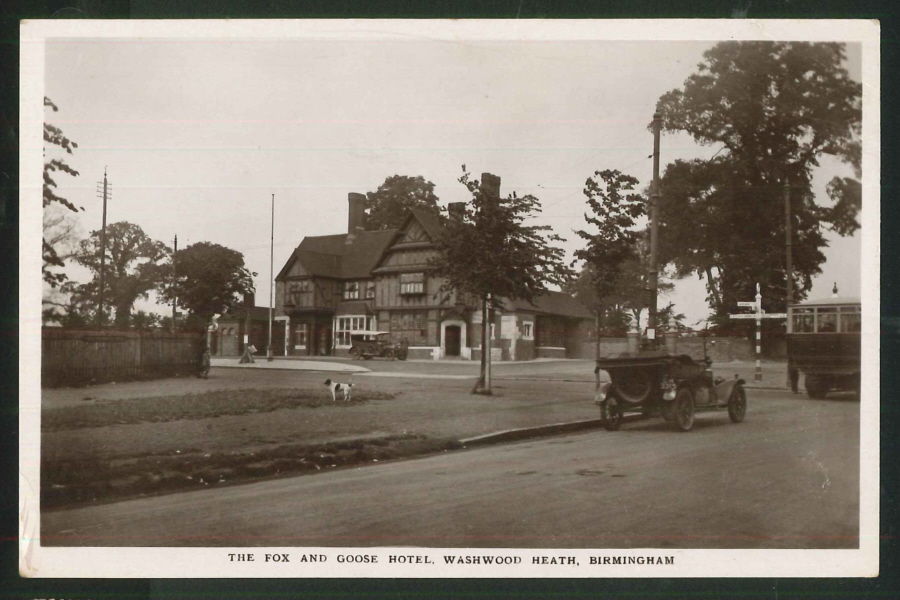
343, 281, 360, 300
400, 272, 425, 295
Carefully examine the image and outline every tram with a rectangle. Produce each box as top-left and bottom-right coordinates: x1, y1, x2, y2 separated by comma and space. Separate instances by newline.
786, 296, 861, 398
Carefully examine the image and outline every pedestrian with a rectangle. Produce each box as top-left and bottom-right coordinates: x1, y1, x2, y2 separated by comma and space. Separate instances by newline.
239, 343, 256, 364
198, 347, 211, 378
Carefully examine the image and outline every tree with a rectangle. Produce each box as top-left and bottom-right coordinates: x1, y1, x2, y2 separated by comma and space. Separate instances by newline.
566, 267, 632, 337
572, 170, 647, 352
42, 280, 110, 328
158, 242, 256, 331
365, 175, 440, 230
655, 42, 861, 319
430, 168, 573, 393
43, 97, 82, 287
75, 222, 170, 328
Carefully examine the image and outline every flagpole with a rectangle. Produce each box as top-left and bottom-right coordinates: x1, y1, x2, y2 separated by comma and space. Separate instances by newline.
267, 193, 274, 362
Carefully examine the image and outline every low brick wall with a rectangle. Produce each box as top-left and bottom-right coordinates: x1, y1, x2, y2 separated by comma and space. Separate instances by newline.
535, 347, 567, 359
574, 336, 755, 362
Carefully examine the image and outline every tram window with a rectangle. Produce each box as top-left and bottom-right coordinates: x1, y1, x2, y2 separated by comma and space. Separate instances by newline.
816, 308, 838, 333
840, 307, 862, 333
793, 308, 814, 333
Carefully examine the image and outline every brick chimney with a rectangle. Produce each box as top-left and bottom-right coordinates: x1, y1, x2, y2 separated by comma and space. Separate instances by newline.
348, 193, 366, 232
243, 292, 255, 308
447, 201, 466, 221
480, 173, 501, 199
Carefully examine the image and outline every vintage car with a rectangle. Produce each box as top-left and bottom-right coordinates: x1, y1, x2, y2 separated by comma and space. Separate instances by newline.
594, 349, 747, 432
348, 331, 409, 361
787, 296, 861, 398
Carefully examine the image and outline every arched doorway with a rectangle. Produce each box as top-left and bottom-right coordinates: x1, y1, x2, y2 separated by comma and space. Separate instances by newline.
441, 319, 467, 359
445, 325, 461, 357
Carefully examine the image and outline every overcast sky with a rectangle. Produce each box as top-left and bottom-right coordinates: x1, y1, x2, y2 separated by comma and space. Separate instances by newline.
40, 33, 863, 327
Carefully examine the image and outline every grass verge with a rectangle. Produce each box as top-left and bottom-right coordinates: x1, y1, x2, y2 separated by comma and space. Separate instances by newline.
43, 434, 463, 510
42, 388, 396, 431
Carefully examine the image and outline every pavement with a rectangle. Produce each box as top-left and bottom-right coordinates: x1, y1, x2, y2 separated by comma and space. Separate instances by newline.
210, 357, 370, 373
212, 355, 792, 390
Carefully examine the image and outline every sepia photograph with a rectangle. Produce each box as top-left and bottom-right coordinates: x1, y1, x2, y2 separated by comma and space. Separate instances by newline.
20, 19, 879, 578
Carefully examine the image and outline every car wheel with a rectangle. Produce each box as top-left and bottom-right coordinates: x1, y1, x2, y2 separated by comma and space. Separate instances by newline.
604, 402, 622, 431
384, 348, 395, 360
349, 347, 360, 360
673, 387, 695, 432
728, 385, 746, 423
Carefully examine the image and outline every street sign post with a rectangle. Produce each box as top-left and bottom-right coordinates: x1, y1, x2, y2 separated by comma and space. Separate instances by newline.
729, 283, 788, 382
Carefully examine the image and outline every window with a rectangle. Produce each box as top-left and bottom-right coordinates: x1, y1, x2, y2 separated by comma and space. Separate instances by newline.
536, 318, 566, 348
390, 311, 429, 346
343, 281, 360, 300
840, 306, 861, 333
294, 323, 308, 349
522, 321, 534, 340
287, 280, 311, 305
336, 315, 374, 346
400, 272, 425, 295
366, 280, 376, 299
816, 307, 838, 333
792, 308, 815, 333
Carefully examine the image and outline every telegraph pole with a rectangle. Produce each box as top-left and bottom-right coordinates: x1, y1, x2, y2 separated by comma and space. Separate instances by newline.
95, 168, 110, 330
646, 113, 662, 350
172, 234, 178, 332
784, 182, 793, 306
267, 193, 275, 362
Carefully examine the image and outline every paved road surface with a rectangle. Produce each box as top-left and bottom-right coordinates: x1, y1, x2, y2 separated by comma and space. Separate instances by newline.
42, 390, 858, 549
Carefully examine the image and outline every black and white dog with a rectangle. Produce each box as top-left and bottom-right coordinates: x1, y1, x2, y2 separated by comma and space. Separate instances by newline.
324, 378, 355, 402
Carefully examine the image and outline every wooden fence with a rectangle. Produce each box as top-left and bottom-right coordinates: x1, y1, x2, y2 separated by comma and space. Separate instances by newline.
42, 328, 205, 387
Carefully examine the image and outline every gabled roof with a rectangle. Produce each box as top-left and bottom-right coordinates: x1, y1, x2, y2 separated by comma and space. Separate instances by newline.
509, 290, 593, 319
405, 208, 444, 241
276, 229, 397, 281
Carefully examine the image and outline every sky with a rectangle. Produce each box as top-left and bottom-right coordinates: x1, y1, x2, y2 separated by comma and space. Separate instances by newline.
39, 33, 863, 328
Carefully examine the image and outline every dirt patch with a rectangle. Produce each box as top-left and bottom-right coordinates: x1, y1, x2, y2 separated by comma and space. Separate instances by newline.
42, 388, 396, 431
42, 434, 463, 510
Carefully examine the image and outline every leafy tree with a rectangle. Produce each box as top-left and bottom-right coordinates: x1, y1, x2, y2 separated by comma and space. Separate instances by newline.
365, 175, 440, 230
158, 242, 256, 331
131, 310, 162, 331
42, 281, 110, 328
43, 97, 82, 287
430, 168, 573, 393
566, 267, 632, 337
75, 222, 170, 328
655, 42, 861, 318
658, 302, 688, 333
572, 170, 647, 350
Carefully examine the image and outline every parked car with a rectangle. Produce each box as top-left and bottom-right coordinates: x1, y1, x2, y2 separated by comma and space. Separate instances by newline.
595, 350, 747, 432
348, 331, 408, 361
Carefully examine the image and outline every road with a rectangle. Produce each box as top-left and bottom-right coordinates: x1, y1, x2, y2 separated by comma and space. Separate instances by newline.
41, 389, 859, 549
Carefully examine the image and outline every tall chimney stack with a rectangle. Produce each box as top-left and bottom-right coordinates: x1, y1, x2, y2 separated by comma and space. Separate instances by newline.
447, 202, 466, 221
481, 173, 501, 199
348, 193, 366, 234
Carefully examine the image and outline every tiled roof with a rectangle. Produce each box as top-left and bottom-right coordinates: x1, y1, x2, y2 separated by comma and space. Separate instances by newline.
218, 306, 273, 323
509, 290, 593, 319
277, 229, 397, 280
407, 208, 444, 241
